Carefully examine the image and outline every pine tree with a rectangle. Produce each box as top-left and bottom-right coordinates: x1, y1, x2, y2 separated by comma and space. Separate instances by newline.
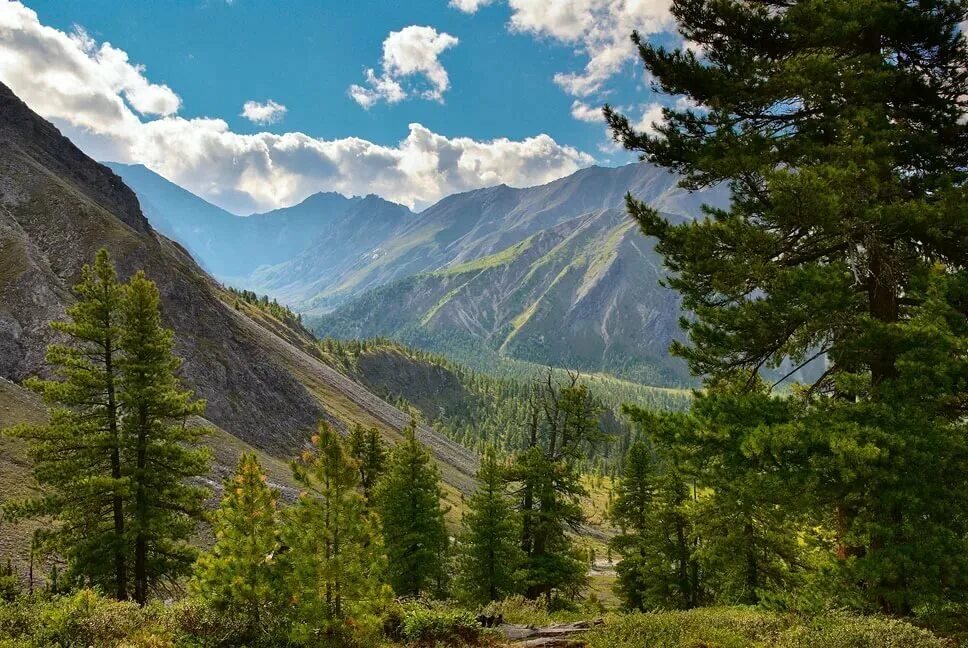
609, 440, 658, 611
191, 453, 281, 638
507, 372, 597, 602
348, 423, 387, 501
282, 422, 386, 645
609, 420, 705, 611
455, 447, 524, 604
3, 249, 129, 598
119, 271, 211, 605
606, 0, 968, 613
374, 421, 448, 598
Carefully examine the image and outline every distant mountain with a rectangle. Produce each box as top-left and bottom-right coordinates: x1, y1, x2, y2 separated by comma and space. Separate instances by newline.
105, 163, 413, 282
107, 146, 727, 387
264, 163, 724, 313
248, 194, 415, 305
0, 82, 477, 493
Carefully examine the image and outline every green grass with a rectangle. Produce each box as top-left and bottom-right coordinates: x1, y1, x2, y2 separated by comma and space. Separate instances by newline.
584, 608, 949, 648
434, 235, 536, 276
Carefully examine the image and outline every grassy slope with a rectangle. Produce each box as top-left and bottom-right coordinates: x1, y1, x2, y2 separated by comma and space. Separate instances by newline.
583, 608, 948, 648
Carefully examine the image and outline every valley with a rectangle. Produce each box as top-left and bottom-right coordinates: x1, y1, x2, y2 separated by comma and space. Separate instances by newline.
110, 158, 727, 386
0, 0, 963, 641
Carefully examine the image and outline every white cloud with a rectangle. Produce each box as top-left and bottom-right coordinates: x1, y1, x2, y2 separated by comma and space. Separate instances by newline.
449, 0, 497, 13
241, 99, 287, 125
348, 68, 406, 109
450, 0, 673, 98
69, 26, 182, 117
570, 99, 603, 122
349, 25, 459, 108
633, 102, 664, 134
0, 2, 592, 214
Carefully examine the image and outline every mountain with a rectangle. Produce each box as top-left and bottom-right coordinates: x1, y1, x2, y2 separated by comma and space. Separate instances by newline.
0, 82, 476, 495
109, 157, 725, 386
262, 163, 723, 313
312, 206, 693, 385
248, 193, 415, 305
106, 162, 413, 282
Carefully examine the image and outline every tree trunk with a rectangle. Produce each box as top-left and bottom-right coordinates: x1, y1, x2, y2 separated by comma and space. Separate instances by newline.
105, 337, 126, 601
133, 405, 148, 605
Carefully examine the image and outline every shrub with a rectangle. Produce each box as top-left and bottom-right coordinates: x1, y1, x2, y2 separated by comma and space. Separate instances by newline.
398, 600, 482, 646
20, 590, 151, 647
483, 595, 586, 627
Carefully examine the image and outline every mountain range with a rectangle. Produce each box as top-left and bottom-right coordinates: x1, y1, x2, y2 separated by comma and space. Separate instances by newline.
110, 157, 730, 386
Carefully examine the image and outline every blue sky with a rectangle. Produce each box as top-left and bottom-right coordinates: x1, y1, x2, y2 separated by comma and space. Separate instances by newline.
1, 1, 677, 212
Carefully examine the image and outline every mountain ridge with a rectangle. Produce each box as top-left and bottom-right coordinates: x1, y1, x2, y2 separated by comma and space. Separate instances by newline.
0, 82, 477, 496
106, 162, 415, 281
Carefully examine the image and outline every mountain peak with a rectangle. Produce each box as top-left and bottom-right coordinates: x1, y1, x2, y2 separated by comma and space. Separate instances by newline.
0, 81, 150, 235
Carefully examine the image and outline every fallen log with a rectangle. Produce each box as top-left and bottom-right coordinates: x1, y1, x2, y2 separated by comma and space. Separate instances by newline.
498, 619, 603, 646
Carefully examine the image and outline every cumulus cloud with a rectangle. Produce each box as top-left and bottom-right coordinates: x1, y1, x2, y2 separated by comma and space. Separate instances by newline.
450, 0, 673, 100
510, 0, 673, 97
570, 100, 604, 122
349, 25, 459, 108
449, 0, 497, 13
0, 2, 592, 214
240, 99, 287, 125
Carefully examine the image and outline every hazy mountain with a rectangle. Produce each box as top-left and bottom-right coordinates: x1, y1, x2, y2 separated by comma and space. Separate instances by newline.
106, 162, 413, 282
0, 82, 476, 493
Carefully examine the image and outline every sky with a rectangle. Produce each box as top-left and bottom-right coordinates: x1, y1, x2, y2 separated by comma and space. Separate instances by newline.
0, 0, 679, 214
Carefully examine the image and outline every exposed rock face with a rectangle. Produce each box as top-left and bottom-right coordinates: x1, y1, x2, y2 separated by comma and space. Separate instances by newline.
0, 81, 478, 493
0, 81, 321, 453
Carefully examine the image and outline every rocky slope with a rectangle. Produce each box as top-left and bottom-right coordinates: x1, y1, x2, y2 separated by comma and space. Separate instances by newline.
314, 208, 693, 385
0, 81, 476, 494
276, 163, 725, 314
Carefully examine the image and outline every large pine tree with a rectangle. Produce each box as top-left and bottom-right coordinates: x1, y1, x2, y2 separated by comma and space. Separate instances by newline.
282, 422, 386, 645
4, 249, 128, 598
606, 0, 968, 612
455, 447, 524, 604
374, 422, 448, 598
191, 453, 281, 638
119, 271, 211, 605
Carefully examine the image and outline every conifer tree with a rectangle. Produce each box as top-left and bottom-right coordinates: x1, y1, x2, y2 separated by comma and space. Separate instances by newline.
282, 422, 386, 645
191, 453, 281, 638
507, 372, 597, 601
609, 440, 658, 611
606, 0, 968, 612
374, 421, 448, 597
455, 447, 524, 604
608, 428, 704, 610
3, 249, 129, 598
348, 423, 387, 501
119, 271, 211, 605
